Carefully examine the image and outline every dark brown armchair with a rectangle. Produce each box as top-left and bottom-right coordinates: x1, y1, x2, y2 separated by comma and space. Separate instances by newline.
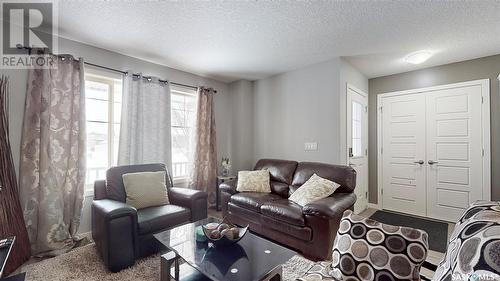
92, 163, 207, 272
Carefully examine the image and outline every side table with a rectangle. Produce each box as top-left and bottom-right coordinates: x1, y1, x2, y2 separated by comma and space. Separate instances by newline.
216, 175, 236, 211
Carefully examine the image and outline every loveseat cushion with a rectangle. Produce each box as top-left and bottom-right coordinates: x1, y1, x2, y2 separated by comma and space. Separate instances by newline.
291, 162, 356, 194
137, 204, 190, 235
230, 192, 282, 213
254, 159, 298, 184
261, 199, 305, 226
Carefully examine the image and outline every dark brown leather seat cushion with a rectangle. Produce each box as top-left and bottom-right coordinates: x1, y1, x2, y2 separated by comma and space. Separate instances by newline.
230, 192, 282, 213
137, 204, 190, 235
261, 199, 305, 226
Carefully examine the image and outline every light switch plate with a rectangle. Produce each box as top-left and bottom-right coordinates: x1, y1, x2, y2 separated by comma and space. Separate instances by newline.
304, 142, 318, 151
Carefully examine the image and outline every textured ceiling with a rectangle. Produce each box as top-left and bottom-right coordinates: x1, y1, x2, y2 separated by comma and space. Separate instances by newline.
58, 1, 500, 82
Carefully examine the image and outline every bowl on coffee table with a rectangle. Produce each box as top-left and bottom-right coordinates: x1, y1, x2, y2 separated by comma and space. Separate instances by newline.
201, 217, 248, 247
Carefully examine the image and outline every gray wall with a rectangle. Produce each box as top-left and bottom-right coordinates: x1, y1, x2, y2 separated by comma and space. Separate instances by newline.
253, 58, 342, 164
368, 54, 500, 204
251, 57, 368, 166
228, 80, 254, 172
1, 37, 231, 234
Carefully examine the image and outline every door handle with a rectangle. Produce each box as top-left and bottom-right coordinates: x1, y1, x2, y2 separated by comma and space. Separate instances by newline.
428, 160, 439, 165
413, 160, 424, 165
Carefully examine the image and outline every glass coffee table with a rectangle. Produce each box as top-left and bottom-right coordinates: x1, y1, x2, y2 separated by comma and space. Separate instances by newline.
154, 217, 297, 281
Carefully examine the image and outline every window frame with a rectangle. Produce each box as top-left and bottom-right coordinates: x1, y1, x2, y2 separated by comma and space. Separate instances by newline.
84, 71, 122, 193
170, 85, 197, 185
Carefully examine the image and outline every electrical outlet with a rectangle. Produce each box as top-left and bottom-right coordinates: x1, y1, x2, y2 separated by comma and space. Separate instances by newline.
304, 142, 318, 151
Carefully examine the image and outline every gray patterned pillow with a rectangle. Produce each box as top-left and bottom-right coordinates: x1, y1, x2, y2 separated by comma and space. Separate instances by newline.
433, 201, 500, 281
331, 210, 429, 281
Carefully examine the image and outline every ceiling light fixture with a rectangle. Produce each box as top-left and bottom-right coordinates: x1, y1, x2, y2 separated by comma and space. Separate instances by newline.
404, 50, 433, 64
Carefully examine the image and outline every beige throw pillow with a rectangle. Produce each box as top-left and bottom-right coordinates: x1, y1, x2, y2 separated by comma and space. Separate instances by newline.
236, 170, 271, 193
289, 173, 339, 206
122, 171, 169, 209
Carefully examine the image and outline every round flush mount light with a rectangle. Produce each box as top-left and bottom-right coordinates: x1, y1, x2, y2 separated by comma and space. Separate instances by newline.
404, 50, 433, 64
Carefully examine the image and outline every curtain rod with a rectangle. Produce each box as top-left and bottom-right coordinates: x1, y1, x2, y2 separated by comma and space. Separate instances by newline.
17, 45, 217, 93
84, 62, 212, 92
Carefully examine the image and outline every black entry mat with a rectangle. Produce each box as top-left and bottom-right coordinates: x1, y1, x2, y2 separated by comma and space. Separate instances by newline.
369, 210, 449, 253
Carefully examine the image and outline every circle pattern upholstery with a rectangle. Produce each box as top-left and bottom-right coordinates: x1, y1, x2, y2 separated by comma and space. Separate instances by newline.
433, 201, 500, 281
331, 210, 429, 281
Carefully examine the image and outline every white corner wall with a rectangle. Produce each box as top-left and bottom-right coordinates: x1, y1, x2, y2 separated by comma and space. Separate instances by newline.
339, 58, 369, 164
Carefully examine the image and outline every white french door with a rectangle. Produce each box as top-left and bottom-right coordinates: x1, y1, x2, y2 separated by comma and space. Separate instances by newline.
378, 80, 490, 222
347, 85, 368, 214
381, 93, 427, 217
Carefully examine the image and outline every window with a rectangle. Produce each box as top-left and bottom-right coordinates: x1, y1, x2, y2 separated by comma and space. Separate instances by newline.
351, 101, 363, 157
171, 86, 197, 181
85, 71, 122, 185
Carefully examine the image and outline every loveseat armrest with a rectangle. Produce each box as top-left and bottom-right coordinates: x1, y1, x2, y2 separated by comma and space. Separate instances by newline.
302, 193, 356, 219
219, 179, 237, 195
219, 179, 238, 216
92, 199, 138, 272
168, 187, 208, 221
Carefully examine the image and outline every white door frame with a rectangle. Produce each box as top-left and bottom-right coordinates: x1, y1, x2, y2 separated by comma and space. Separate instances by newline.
346, 84, 369, 212
377, 79, 491, 211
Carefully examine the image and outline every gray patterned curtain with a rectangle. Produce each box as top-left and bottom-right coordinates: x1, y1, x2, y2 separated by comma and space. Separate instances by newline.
19, 54, 86, 256
190, 87, 217, 206
118, 73, 172, 173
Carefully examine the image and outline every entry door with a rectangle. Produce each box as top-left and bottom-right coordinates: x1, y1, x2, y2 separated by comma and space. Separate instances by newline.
380, 80, 490, 222
381, 94, 427, 217
426, 85, 484, 221
347, 86, 368, 213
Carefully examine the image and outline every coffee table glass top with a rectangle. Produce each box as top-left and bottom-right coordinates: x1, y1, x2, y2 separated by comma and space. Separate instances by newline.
154, 217, 297, 281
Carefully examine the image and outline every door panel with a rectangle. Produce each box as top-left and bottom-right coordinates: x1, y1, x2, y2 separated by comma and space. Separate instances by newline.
426, 86, 483, 221
347, 87, 368, 213
382, 94, 426, 216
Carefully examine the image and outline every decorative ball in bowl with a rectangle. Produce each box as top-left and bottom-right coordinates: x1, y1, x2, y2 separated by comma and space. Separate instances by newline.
202, 218, 248, 247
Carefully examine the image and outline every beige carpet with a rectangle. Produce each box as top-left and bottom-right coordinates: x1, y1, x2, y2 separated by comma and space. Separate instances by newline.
18, 244, 315, 281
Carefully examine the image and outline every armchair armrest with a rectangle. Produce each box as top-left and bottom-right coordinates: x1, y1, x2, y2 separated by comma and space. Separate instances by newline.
168, 187, 208, 221
302, 193, 356, 219
92, 199, 138, 272
219, 179, 237, 195
94, 180, 107, 200
92, 199, 137, 219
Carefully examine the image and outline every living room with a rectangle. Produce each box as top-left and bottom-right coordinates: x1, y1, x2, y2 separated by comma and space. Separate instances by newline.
0, 1, 498, 281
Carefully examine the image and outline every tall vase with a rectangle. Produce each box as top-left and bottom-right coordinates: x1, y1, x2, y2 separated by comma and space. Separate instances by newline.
0, 75, 31, 274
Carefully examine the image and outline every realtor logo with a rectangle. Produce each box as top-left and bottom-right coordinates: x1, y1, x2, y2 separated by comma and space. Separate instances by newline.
0, 1, 58, 68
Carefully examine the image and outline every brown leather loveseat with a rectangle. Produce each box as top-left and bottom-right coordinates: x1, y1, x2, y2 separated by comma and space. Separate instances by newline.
220, 159, 357, 260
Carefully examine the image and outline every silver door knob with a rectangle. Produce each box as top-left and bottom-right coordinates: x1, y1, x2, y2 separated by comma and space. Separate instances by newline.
413, 160, 424, 165
428, 160, 439, 165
